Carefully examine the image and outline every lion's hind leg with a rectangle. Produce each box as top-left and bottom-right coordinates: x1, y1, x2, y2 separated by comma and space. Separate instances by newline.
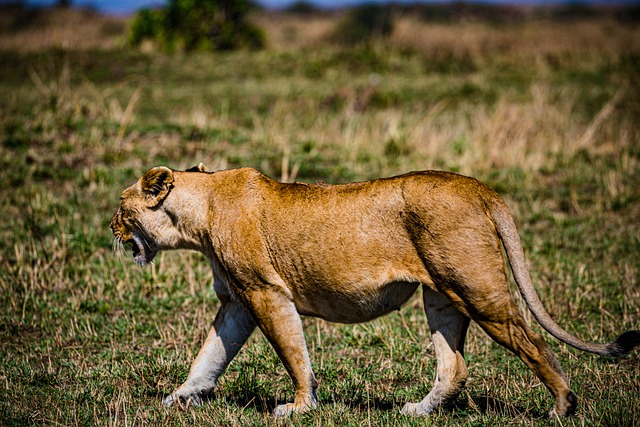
445, 264, 576, 417
401, 286, 470, 416
471, 299, 577, 417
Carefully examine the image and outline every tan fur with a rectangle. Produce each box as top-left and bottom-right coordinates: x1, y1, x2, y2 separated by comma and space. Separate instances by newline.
110, 166, 638, 417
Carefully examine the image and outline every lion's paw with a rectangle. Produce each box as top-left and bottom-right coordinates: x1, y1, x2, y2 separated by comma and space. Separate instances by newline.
163, 388, 211, 408
273, 400, 317, 417
400, 402, 433, 416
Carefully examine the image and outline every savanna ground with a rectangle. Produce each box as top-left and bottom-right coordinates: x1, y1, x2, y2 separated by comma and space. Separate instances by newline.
1, 5, 639, 426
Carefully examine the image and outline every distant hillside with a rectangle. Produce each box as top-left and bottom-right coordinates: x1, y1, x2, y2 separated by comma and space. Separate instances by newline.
0, 4, 126, 51
1, 1, 639, 52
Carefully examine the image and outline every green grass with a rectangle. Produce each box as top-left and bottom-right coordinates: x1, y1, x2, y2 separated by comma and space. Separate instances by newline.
1, 12, 639, 427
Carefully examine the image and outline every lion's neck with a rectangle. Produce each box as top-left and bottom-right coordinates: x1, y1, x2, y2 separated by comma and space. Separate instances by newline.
162, 176, 214, 257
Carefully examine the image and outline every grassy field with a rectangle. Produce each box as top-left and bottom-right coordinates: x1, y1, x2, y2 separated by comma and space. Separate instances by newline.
1, 6, 639, 426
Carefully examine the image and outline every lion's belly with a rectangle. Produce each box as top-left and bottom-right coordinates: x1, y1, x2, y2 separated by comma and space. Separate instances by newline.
292, 279, 422, 323
275, 242, 432, 323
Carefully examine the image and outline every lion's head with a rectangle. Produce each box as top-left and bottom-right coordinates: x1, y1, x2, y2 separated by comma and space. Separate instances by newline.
110, 166, 175, 266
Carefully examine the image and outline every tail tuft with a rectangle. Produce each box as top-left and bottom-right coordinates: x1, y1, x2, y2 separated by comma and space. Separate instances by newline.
606, 330, 640, 357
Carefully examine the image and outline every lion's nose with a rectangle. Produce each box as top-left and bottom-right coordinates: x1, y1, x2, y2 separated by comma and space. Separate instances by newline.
109, 211, 119, 232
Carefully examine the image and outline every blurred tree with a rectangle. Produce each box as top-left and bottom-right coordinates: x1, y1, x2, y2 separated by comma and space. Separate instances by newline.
129, 0, 264, 52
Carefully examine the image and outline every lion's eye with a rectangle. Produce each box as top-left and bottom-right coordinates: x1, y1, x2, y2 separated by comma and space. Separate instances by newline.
122, 213, 132, 225
122, 209, 141, 227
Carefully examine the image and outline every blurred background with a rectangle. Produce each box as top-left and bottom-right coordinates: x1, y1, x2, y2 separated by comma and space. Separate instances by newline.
14, 0, 640, 16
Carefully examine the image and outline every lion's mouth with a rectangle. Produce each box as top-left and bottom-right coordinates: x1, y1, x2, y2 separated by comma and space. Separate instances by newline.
127, 239, 141, 258
119, 237, 143, 262
127, 235, 156, 266
113, 230, 156, 266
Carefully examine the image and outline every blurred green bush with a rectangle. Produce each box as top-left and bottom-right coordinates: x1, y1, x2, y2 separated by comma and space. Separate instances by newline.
128, 0, 265, 52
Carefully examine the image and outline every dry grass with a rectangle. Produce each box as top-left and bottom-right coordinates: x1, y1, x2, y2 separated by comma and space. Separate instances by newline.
257, 12, 336, 51
0, 7, 126, 51
391, 18, 640, 60
157, 61, 635, 181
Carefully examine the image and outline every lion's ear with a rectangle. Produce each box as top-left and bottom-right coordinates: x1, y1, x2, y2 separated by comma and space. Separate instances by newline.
185, 162, 208, 172
141, 166, 174, 207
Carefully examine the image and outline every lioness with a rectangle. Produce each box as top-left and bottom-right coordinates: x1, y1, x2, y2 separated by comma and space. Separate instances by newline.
110, 165, 639, 417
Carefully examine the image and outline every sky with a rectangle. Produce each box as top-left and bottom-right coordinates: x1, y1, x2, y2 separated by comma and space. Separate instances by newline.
15, 0, 640, 15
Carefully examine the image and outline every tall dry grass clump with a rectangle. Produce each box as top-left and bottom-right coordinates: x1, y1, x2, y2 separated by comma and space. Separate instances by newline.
410, 83, 631, 173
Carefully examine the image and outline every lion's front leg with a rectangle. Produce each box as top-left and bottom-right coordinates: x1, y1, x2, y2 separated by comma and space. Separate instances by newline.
244, 287, 318, 416
163, 298, 256, 407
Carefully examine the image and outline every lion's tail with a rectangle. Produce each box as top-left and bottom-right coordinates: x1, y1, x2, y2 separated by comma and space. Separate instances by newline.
487, 195, 640, 358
